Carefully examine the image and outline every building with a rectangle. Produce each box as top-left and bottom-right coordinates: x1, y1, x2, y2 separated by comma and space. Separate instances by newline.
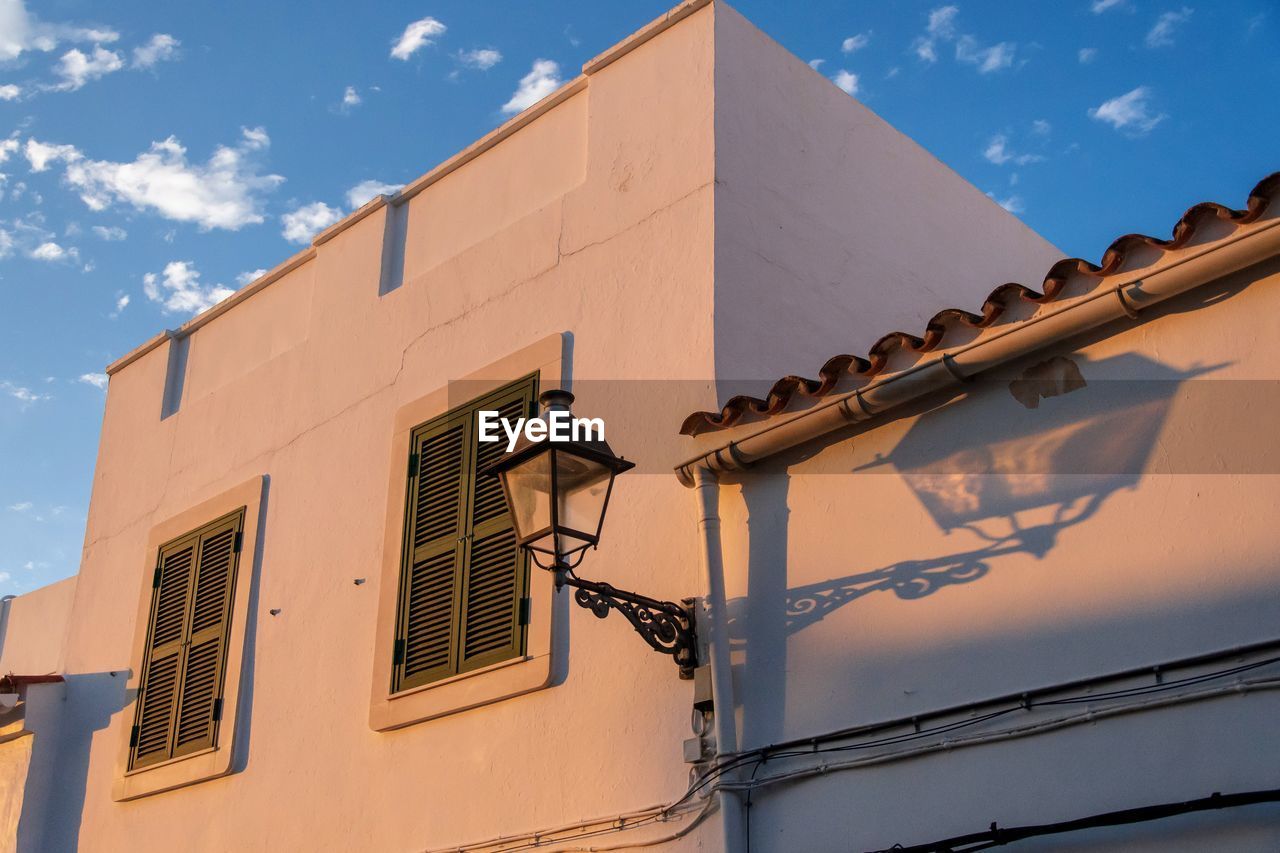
2, 1, 1278, 850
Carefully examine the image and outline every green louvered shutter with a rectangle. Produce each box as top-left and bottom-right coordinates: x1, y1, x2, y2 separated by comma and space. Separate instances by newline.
172, 516, 241, 757
393, 375, 536, 692
395, 413, 470, 691
130, 509, 243, 770
459, 384, 534, 673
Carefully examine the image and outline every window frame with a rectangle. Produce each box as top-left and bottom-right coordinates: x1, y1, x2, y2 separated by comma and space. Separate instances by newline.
390, 375, 537, 693
370, 333, 569, 731
112, 476, 265, 801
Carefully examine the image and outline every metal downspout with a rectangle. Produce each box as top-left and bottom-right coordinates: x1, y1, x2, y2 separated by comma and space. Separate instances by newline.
692, 465, 745, 851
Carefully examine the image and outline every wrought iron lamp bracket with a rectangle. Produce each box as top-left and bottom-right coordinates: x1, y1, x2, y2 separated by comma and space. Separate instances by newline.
553, 565, 698, 679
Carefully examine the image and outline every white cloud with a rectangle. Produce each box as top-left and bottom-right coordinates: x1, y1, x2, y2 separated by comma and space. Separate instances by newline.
808, 58, 825, 70
956, 36, 1016, 73
236, 268, 267, 285
7, 501, 32, 512
0, 138, 17, 163
52, 45, 125, 91
1088, 86, 1166, 135
1, 381, 51, 407
143, 260, 236, 315
24, 138, 81, 172
342, 85, 361, 108
913, 7, 1015, 73
1146, 8, 1192, 48
841, 32, 871, 54
1091, 0, 1126, 12
0, 84, 19, 100
831, 70, 859, 96
132, 33, 179, 68
391, 16, 446, 60
987, 192, 1025, 214
29, 240, 77, 261
110, 292, 129, 316
502, 59, 562, 114
456, 48, 502, 70
983, 134, 1044, 166
36, 128, 283, 230
912, 5, 958, 63
0, 0, 119, 62
1031, 119, 1051, 136
281, 201, 343, 244
78, 372, 107, 389
240, 126, 269, 150
1078, 47, 1098, 63
91, 224, 126, 240
0, 228, 13, 258
346, 179, 402, 208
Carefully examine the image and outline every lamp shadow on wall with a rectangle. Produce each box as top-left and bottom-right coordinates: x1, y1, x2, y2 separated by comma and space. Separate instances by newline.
726, 349, 1218, 746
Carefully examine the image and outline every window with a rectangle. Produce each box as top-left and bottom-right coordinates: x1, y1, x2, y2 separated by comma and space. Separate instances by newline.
129, 509, 244, 770
392, 375, 537, 692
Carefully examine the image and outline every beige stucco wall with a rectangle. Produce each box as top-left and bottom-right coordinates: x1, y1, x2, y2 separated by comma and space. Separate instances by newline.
33, 2, 1270, 851
711, 4, 1061, 382
713, 253, 1280, 851
58, 5, 721, 852
0, 577, 76, 676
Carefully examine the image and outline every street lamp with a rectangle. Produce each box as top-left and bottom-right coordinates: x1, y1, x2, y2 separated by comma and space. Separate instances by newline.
485, 390, 698, 678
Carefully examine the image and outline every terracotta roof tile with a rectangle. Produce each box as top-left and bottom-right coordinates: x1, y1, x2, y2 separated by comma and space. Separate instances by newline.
680, 171, 1280, 436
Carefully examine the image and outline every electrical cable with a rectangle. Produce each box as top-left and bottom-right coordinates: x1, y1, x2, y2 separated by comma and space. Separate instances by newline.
867, 787, 1280, 852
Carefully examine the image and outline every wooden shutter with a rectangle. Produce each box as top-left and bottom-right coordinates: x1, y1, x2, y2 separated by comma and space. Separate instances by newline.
130, 510, 243, 770
395, 415, 469, 691
459, 386, 532, 672
393, 375, 535, 692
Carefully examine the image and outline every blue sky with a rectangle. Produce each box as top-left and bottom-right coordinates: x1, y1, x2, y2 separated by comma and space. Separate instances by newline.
1, 0, 1276, 594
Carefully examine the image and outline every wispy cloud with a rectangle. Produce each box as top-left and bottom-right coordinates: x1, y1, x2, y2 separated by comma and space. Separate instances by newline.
109, 291, 129, 317
29, 240, 78, 262
78, 372, 107, 390
1088, 86, 1166, 135
143, 260, 235, 315
132, 33, 179, 69
1078, 47, 1098, 63
456, 48, 502, 70
236, 268, 267, 286
912, 5, 958, 64
51, 45, 124, 91
0, 84, 20, 101
28, 128, 283, 230
1, 381, 51, 408
391, 16, 446, 61
91, 224, 126, 241
1090, 0, 1126, 13
1145, 7, 1192, 48
956, 36, 1016, 73
841, 32, 871, 54
0, 0, 119, 63
346, 180, 402, 208
913, 6, 1016, 73
986, 192, 1025, 213
281, 201, 343, 243
502, 59, 562, 114
831, 70, 859, 96
983, 134, 1045, 166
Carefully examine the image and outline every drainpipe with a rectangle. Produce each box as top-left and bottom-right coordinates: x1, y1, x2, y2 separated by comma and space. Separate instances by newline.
692, 466, 745, 851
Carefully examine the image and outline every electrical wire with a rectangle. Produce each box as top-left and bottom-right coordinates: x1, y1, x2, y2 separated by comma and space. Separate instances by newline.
425, 646, 1280, 853
868, 787, 1280, 852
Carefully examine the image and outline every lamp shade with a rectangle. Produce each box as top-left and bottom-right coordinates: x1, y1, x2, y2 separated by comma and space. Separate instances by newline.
483, 390, 634, 568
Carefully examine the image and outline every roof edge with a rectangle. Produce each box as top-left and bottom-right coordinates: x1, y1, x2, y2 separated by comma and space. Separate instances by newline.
105, 0, 715, 377
676, 186, 1280, 485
